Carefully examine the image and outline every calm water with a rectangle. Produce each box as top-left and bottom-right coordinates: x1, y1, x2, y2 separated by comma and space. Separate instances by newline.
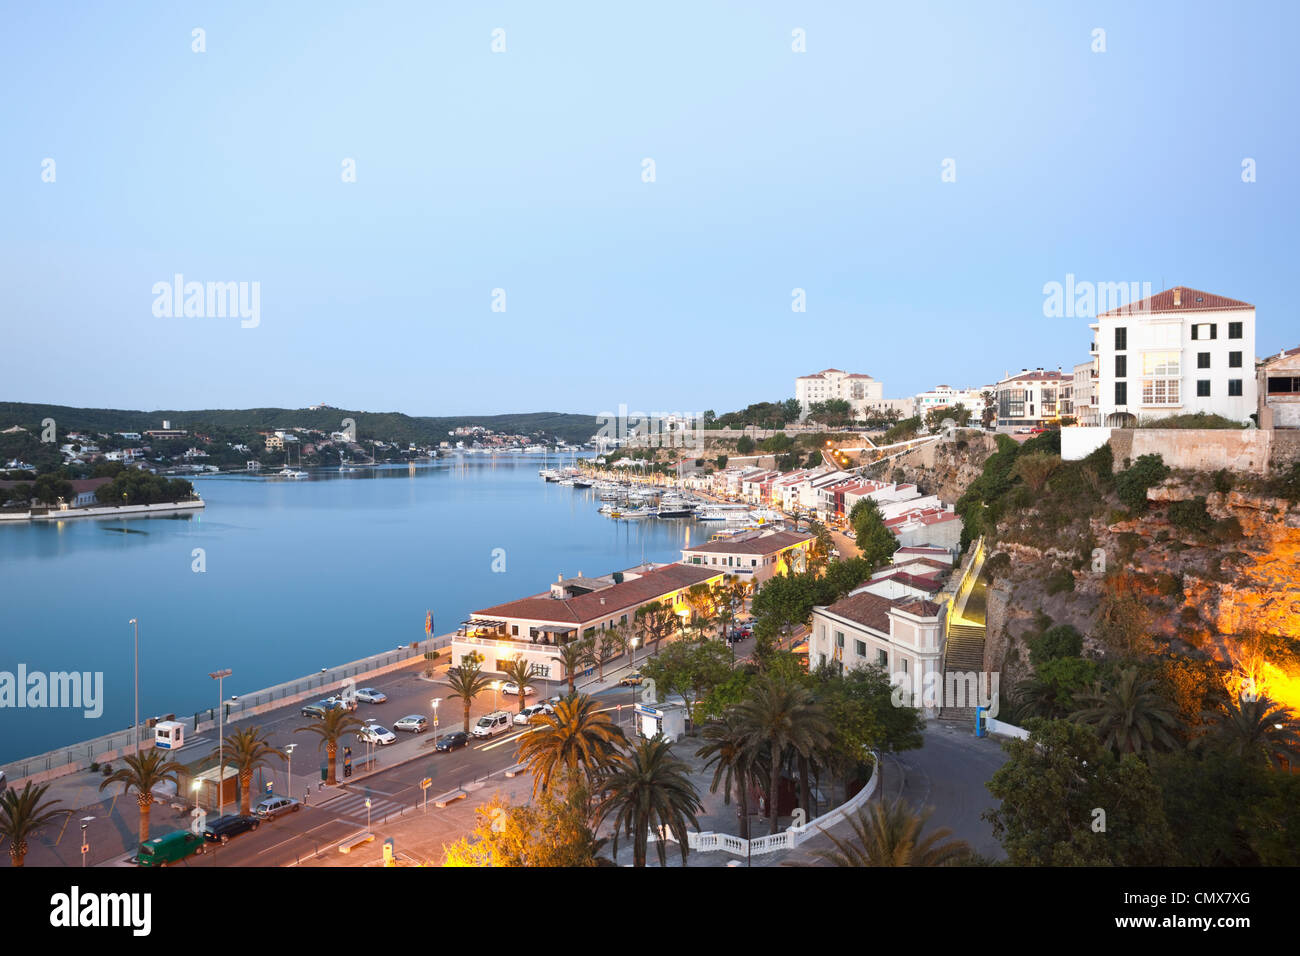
0, 457, 703, 764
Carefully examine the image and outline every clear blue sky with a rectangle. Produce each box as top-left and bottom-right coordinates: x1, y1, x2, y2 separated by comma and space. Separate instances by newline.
3, 1, 1297, 417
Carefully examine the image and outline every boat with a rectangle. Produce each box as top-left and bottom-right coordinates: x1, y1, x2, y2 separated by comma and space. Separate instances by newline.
572, 479, 593, 488
276, 467, 308, 479
655, 497, 695, 518
619, 507, 655, 519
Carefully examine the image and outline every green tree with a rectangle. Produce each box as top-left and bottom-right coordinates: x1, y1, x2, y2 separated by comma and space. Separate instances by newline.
696, 713, 759, 840
0, 782, 64, 867
217, 726, 286, 815
848, 497, 898, 569
635, 600, 678, 656
444, 660, 493, 736
1069, 666, 1179, 756
597, 737, 704, 868
441, 776, 607, 867
640, 639, 734, 729
810, 799, 971, 867
556, 640, 596, 696
736, 436, 755, 455
99, 750, 185, 845
1193, 695, 1300, 768
515, 694, 627, 797
500, 657, 539, 713
985, 719, 1174, 866
1011, 452, 1061, 493
736, 675, 832, 834
294, 707, 364, 785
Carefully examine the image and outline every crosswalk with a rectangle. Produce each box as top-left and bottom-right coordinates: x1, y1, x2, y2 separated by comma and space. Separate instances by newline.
324, 789, 410, 823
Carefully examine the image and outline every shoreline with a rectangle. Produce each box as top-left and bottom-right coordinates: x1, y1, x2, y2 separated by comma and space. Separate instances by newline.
0, 499, 206, 524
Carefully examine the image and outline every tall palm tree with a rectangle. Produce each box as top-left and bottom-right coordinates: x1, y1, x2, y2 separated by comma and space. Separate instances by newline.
515, 693, 627, 797
501, 657, 538, 713
99, 750, 184, 844
736, 676, 832, 835
811, 800, 971, 867
0, 781, 64, 867
295, 708, 363, 785
445, 660, 493, 735
597, 736, 704, 867
1069, 666, 1178, 755
218, 726, 286, 815
696, 713, 757, 840
1195, 695, 1300, 767
557, 640, 597, 696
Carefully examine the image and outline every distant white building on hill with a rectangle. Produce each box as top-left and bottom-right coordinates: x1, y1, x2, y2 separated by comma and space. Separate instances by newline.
795, 368, 884, 419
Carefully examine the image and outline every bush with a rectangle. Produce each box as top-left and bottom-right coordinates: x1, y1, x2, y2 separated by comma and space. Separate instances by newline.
1030, 624, 1084, 666
1045, 568, 1075, 595
1154, 572, 1183, 597
1138, 412, 1246, 430
1212, 469, 1233, 495
1267, 462, 1300, 504
1211, 516, 1244, 543
1115, 454, 1170, 514
1167, 496, 1213, 535
735, 436, 755, 455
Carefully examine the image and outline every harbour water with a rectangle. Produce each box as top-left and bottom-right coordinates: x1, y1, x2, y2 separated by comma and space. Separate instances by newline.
0, 456, 705, 764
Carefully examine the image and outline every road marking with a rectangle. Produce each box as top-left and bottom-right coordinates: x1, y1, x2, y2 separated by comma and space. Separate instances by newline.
258, 820, 344, 856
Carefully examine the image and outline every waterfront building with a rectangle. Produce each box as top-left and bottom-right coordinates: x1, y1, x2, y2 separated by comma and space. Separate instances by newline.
454, 563, 724, 681
1091, 286, 1258, 427
680, 529, 815, 584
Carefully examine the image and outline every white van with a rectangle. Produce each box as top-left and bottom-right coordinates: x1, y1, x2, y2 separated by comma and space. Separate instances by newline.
472, 710, 512, 738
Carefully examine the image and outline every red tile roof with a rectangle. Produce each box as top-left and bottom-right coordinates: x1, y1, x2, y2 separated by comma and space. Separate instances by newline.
682, 530, 813, 556
821, 591, 944, 633
474, 563, 719, 624
1098, 286, 1253, 317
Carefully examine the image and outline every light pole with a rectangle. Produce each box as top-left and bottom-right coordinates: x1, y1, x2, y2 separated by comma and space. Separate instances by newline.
284, 743, 296, 800
629, 636, 639, 669
80, 816, 94, 867
365, 797, 372, 832
209, 668, 231, 816
431, 698, 441, 747
191, 779, 201, 815
492, 681, 500, 711
128, 619, 139, 754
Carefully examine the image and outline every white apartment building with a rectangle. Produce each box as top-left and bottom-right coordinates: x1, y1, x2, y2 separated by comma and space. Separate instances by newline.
1071, 360, 1099, 426
993, 368, 1071, 429
1092, 286, 1257, 426
913, 385, 991, 420
795, 369, 884, 419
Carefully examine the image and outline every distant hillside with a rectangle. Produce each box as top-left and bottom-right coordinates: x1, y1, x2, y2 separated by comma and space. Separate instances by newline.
0, 403, 599, 446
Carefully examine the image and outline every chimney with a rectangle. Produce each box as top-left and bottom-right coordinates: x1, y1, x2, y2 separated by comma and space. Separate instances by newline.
557, 573, 563, 583
1173, 288, 1182, 307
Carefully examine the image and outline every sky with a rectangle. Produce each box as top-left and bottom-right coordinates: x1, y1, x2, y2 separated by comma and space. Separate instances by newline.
2, 1, 1297, 418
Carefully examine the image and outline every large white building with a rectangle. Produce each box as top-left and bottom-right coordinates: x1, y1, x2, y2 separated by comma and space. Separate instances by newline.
1091, 286, 1257, 427
795, 368, 884, 419
993, 368, 1071, 429
913, 385, 991, 421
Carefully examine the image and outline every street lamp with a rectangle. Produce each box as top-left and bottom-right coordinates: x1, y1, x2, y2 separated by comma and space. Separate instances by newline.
191, 779, 201, 816
629, 636, 639, 668
365, 797, 372, 833
492, 681, 500, 711
209, 668, 231, 816
80, 816, 95, 868
284, 743, 296, 800
128, 619, 139, 754
431, 698, 441, 747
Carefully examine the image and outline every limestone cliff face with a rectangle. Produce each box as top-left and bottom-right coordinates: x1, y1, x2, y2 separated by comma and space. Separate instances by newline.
984, 475, 1300, 687
887, 434, 996, 502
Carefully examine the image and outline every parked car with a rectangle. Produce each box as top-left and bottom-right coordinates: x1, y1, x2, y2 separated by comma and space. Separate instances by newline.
500, 682, 534, 697
435, 731, 470, 752
394, 715, 429, 733
354, 688, 387, 704
300, 702, 328, 719
136, 830, 206, 866
514, 703, 554, 725
471, 711, 512, 738
323, 696, 357, 713
1014, 427, 1032, 434
1030, 426, 1048, 434
254, 796, 301, 819
202, 814, 261, 844
619, 672, 644, 687
357, 724, 397, 745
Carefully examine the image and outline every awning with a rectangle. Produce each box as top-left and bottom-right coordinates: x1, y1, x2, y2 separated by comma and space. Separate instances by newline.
536, 624, 577, 634
461, 618, 507, 628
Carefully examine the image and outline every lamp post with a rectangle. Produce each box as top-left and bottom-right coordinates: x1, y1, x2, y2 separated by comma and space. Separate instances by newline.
492, 681, 500, 711
284, 743, 296, 800
431, 698, 441, 747
80, 816, 94, 867
191, 779, 201, 815
209, 669, 232, 816
128, 619, 139, 754
365, 797, 372, 833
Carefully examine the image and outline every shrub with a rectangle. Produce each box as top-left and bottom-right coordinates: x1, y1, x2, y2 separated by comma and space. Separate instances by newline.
1211, 516, 1244, 542
1154, 572, 1183, 597
1115, 454, 1170, 514
1138, 412, 1246, 430
735, 436, 755, 455
1012, 452, 1062, 493
1029, 624, 1084, 666
1212, 469, 1233, 495
1167, 496, 1213, 535
1267, 462, 1300, 504
1045, 568, 1075, 595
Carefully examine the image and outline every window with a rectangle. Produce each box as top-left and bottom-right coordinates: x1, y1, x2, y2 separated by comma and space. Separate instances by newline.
1141, 352, 1180, 405
1269, 377, 1300, 395
855, 640, 866, 658
1115, 382, 1128, 405
511, 625, 519, 636
901, 659, 908, 673
1197, 352, 1211, 369
1192, 323, 1218, 340
1115, 327, 1127, 350
1197, 380, 1211, 397
1229, 321, 1243, 339
1228, 379, 1243, 397
1229, 351, 1242, 368
876, 649, 887, 667
1115, 356, 1127, 378
834, 630, 845, 649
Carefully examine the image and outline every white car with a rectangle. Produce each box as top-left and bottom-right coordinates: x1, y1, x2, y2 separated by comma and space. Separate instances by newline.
354, 688, 387, 703
357, 725, 396, 745
501, 682, 535, 697
514, 703, 554, 725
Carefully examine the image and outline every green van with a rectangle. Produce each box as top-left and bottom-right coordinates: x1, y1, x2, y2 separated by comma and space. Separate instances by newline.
135, 829, 207, 867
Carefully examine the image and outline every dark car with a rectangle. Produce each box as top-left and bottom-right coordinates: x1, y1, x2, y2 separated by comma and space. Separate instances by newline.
202, 814, 261, 844
301, 702, 328, 719
435, 731, 469, 752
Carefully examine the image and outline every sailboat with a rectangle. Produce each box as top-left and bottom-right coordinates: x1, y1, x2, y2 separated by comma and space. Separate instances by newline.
276, 443, 308, 479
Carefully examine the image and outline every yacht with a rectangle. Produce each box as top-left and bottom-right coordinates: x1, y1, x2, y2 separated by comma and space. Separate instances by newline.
276, 466, 308, 479
655, 496, 695, 518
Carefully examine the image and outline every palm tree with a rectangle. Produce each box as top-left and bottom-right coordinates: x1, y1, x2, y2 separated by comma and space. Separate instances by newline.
295, 708, 363, 785
736, 676, 832, 834
557, 640, 596, 696
597, 736, 704, 867
99, 750, 184, 844
500, 657, 538, 713
218, 726, 286, 815
0, 782, 64, 867
515, 693, 627, 797
811, 800, 971, 867
696, 713, 757, 840
1069, 666, 1178, 755
445, 659, 493, 735
1194, 695, 1300, 767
